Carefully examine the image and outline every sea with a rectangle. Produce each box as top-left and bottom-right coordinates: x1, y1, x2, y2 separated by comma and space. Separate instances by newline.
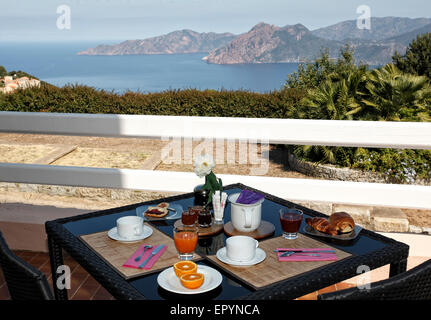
0, 42, 300, 93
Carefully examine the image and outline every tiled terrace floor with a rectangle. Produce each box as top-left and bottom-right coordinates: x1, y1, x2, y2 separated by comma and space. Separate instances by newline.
0, 250, 353, 300
0, 251, 427, 300
0, 251, 114, 300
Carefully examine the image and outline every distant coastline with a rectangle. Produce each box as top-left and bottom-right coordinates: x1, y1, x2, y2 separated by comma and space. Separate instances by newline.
78, 17, 431, 66
1, 43, 300, 93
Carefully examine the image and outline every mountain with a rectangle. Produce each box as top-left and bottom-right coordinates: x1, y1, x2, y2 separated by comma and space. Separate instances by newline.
312, 17, 431, 41
385, 23, 431, 45
203, 23, 341, 64
77, 30, 236, 55
203, 22, 409, 65
78, 17, 431, 66
344, 39, 406, 65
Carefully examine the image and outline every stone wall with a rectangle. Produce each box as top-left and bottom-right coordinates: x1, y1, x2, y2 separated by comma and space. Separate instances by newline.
1, 180, 429, 235
287, 152, 430, 185
0, 182, 173, 205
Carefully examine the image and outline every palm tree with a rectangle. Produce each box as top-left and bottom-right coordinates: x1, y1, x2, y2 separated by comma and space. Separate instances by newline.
361, 64, 431, 121
292, 68, 367, 164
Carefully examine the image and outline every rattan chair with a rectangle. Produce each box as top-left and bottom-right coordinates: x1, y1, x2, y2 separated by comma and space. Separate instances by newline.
0, 230, 54, 300
318, 259, 431, 300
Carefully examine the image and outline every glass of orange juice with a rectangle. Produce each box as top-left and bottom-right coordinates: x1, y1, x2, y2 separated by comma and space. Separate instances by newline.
173, 226, 198, 260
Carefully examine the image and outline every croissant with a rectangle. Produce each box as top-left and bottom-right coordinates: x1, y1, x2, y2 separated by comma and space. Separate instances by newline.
329, 212, 355, 234
305, 217, 338, 236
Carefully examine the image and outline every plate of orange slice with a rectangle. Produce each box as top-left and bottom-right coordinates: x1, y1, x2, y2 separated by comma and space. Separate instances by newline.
157, 261, 222, 295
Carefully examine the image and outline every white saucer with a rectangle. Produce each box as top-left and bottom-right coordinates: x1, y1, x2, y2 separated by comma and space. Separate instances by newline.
216, 247, 266, 266
107, 225, 153, 242
157, 265, 222, 295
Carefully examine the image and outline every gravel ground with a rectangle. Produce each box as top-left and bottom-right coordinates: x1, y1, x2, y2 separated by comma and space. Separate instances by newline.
0, 133, 430, 228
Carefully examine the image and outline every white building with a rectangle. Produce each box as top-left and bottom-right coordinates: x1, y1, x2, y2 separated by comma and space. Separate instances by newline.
0, 76, 40, 94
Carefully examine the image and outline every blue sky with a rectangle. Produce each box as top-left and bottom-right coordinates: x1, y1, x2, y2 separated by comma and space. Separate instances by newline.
0, 0, 430, 42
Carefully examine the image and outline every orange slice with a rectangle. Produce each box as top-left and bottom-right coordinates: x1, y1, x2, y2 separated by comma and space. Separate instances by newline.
180, 273, 204, 289
173, 261, 197, 278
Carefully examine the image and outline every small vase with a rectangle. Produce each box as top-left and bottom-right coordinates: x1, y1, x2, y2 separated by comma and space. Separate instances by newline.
193, 184, 210, 206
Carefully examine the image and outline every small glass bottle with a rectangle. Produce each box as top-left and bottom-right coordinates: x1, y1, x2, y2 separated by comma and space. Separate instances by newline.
194, 185, 210, 206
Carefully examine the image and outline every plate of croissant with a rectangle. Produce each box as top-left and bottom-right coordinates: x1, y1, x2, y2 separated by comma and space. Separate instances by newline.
304, 212, 362, 240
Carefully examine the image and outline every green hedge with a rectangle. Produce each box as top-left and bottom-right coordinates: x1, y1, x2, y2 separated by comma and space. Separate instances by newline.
0, 84, 304, 118
1, 57, 429, 184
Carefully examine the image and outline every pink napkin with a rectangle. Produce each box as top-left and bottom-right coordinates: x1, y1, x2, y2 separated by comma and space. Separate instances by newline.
123, 244, 167, 270
277, 248, 337, 262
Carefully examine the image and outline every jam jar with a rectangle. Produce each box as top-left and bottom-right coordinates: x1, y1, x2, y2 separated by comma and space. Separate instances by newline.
182, 206, 203, 226
198, 208, 213, 228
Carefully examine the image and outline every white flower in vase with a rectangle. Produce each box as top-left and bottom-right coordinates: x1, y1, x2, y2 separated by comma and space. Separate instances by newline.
194, 154, 215, 178
193, 154, 222, 205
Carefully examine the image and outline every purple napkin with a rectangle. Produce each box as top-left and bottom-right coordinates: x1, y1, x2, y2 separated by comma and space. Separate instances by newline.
236, 190, 265, 204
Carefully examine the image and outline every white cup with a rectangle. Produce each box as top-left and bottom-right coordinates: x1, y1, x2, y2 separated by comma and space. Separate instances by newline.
226, 236, 259, 262
116, 216, 144, 239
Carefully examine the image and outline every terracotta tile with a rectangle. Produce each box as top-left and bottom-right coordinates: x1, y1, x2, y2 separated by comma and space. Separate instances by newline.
72, 265, 89, 276
0, 284, 10, 300
64, 258, 79, 271
14, 251, 26, 258
47, 278, 54, 291
82, 275, 100, 288
295, 291, 318, 300
336, 282, 357, 291
39, 264, 53, 280
3, 251, 99, 300
68, 273, 89, 299
92, 286, 114, 300
17, 251, 38, 263
0, 269, 5, 287
343, 264, 389, 285
28, 253, 50, 269
69, 271, 88, 287
317, 285, 337, 295
15, 250, 35, 257
72, 285, 97, 300
407, 256, 429, 270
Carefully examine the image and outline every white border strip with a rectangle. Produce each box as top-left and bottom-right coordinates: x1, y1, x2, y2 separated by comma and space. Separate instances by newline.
0, 163, 430, 209
1, 111, 431, 149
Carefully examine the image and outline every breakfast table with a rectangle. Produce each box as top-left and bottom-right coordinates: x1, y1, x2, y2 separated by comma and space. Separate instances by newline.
45, 183, 409, 300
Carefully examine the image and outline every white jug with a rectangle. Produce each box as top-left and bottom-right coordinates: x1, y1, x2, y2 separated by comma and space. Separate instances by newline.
228, 193, 264, 232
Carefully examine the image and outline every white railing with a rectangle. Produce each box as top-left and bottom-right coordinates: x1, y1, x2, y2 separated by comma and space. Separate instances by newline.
1, 111, 431, 209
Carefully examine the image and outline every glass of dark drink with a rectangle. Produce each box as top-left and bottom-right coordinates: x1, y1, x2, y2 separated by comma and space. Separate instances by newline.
279, 208, 303, 239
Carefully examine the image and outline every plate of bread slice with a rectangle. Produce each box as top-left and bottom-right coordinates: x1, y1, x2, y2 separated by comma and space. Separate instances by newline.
303, 212, 362, 240
136, 202, 183, 221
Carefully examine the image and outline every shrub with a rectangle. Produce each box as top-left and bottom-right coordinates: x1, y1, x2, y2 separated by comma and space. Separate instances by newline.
286, 45, 431, 183
0, 66, 7, 78
286, 45, 368, 90
361, 64, 431, 121
352, 148, 431, 183
0, 84, 304, 118
393, 33, 431, 79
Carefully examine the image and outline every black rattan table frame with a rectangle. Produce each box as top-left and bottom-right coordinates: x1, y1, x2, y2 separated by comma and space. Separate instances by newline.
45, 183, 409, 300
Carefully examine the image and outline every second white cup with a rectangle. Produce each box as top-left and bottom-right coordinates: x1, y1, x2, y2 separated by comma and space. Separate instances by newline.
226, 235, 258, 262
117, 216, 144, 239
